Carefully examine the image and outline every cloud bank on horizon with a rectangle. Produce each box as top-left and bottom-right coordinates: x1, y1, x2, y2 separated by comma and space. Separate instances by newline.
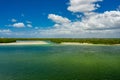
0, 0, 120, 38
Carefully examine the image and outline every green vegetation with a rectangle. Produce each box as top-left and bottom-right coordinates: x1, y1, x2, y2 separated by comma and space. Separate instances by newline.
0, 38, 16, 43
0, 38, 120, 44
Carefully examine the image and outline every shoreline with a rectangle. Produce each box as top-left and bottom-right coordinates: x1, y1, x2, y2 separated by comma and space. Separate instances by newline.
0, 38, 120, 45
61, 42, 93, 45
0, 41, 49, 45
0, 41, 120, 46
60, 42, 120, 46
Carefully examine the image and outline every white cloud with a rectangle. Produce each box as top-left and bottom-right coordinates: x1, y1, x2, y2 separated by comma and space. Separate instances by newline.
36, 11, 120, 38
67, 0, 102, 13
27, 24, 32, 28
0, 29, 11, 33
48, 14, 71, 24
13, 23, 25, 28
11, 18, 17, 22
35, 27, 39, 29
39, 0, 119, 38
26, 21, 32, 24
81, 11, 120, 30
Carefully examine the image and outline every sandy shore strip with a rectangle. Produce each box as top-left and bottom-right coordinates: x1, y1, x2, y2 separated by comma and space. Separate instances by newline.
0, 41, 49, 45
0, 41, 120, 46
61, 42, 93, 45
60, 42, 120, 46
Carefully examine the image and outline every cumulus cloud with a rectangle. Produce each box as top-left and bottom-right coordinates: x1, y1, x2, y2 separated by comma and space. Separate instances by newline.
67, 0, 102, 13
11, 18, 17, 22
26, 21, 32, 24
13, 23, 25, 28
35, 27, 39, 29
48, 14, 71, 24
0, 29, 11, 33
51, 11, 120, 30
82, 11, 120, 30
27, 24, 32, 28
39, 10, 120, 38
6, 22, 33, 28
38, 0, 119, 38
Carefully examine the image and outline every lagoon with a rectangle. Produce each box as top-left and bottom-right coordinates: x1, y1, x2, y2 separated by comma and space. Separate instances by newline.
0, 45, 120, 80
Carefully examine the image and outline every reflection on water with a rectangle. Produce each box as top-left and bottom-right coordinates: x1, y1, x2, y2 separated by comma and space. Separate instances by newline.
0, 45, 120, 80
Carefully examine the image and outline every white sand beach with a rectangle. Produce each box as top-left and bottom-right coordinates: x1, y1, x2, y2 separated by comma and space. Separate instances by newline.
61, 42, 93, 45
0, 41, 49, 45
61, 42, 120, 46
0, 41, 120, 46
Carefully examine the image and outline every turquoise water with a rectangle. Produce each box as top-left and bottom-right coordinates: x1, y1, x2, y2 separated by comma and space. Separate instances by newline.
0, 45, 120, 80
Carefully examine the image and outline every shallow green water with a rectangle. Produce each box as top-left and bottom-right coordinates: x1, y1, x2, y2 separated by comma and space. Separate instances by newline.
0, 45, 120, 80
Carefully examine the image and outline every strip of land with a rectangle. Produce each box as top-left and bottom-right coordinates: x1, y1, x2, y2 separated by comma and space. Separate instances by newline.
60, 42, 120, 46
0, 38, 120, 45
61, 42, 93, 45
0, 41, 49, 45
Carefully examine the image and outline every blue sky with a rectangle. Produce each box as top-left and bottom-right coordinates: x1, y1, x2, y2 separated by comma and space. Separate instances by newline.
0, 0, 120, 38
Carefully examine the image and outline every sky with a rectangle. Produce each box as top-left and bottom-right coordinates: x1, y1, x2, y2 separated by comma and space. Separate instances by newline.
0, 0, 120, 38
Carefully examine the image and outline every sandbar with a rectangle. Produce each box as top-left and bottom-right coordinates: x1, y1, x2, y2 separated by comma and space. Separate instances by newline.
0, 41, 49, 45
